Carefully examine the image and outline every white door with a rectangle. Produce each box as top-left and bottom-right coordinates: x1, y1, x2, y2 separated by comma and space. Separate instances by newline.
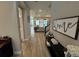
18, 7, 24, 41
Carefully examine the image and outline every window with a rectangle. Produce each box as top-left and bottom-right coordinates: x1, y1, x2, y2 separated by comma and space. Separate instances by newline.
40, 20, 44, 27
36, 20, 40, 26
31, 18, 48, 27
44, 20, 48, 27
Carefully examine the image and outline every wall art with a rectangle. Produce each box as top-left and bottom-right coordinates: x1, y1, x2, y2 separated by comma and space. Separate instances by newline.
52, 16, 79, 39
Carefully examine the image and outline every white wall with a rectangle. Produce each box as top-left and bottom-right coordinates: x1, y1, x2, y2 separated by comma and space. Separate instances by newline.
0, 1, 21, 55
17, 2, 30, 41
51, 1, 79, 47
23, 2, 30, 40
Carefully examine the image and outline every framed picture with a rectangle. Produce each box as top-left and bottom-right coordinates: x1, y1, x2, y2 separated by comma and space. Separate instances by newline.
52, 16, 79, 40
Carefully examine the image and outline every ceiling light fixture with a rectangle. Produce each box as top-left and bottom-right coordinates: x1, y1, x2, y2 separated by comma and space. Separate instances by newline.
39, 9, 42, 12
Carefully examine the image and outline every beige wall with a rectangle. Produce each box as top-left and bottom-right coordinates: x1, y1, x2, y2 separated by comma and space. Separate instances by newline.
51, 1, 79, 47
0, 1, 30, 56
0, 1, 21, 55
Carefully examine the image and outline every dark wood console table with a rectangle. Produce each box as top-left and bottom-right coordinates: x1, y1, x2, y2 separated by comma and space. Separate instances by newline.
0, 37, 13, 57
46, 39, 65, 57
44, 25, 66, 57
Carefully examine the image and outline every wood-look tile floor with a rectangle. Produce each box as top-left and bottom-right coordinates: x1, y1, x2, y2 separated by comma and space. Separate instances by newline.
22, 32, 50, 57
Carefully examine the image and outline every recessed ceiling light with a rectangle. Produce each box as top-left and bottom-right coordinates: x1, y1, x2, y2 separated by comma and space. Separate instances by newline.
39, 9, 42, 12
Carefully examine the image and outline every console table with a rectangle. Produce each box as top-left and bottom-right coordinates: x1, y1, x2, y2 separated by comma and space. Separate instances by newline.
46, 39, 65, 57
0, 37, 13, 57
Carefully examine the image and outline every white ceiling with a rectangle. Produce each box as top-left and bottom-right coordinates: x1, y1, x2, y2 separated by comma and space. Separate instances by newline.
26, 1, 52, 17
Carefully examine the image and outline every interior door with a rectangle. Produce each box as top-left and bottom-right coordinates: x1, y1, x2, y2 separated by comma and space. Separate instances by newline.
18, 7, 25, 41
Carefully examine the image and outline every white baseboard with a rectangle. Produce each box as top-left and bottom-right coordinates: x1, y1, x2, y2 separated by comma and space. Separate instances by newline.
14, 50, 22, 56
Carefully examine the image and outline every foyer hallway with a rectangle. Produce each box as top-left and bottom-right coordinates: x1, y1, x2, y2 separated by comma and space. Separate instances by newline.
22, 32, 50, 57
